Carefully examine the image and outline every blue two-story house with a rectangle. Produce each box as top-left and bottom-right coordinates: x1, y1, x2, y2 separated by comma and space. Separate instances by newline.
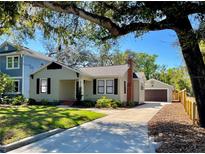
0, 41, 53, 98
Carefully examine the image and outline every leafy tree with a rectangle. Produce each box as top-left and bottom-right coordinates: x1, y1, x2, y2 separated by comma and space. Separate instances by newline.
112, 50, 159, 79
0, 73, 13, 97
155, 66, 193, 95
26, 1, 205, 127
1, 2, 205, 126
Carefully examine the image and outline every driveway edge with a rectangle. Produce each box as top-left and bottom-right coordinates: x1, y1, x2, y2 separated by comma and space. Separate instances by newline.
0, 128, 65, 153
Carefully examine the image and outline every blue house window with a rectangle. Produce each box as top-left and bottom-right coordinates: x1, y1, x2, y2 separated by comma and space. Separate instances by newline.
6, 56, 20, 69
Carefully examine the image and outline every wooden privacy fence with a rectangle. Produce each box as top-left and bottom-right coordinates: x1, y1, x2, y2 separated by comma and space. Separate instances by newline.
173, 89, 198, 125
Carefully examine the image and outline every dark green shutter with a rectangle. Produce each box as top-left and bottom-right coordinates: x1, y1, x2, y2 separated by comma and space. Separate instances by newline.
36, 78, 39, 94
93, 79, 96, 95
114, 79, 118, 95
47, 78, 51, 94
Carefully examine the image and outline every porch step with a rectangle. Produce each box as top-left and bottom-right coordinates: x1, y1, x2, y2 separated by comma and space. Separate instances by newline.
62, 100, 77, 106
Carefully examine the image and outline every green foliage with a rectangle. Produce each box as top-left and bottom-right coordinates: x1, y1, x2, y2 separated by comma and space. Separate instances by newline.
95, 96, 122, 108
27, 98, 36, 105
0, 73, 13, 95
112, 99, 123, 107
127, 101, 139, 107
78, 100, 96, 108
0, 96, 12, 104
12, 95, 27, 105
96, 96, 112, 108
199, 40, 205, 62
112, 50, 159, 79
155, 66, 193, 95
41, 99, 49, 105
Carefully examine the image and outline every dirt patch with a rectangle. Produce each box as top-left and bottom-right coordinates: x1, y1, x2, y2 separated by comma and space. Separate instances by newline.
148, 103, 205, 153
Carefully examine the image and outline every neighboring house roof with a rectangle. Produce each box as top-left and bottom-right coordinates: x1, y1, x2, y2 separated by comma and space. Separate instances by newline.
146, 78, 174, 89
0, 41, 53, 62
79, 64, 129, 77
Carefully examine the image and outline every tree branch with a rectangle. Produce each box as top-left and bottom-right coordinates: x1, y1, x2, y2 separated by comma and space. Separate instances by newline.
30, 2, 173, 39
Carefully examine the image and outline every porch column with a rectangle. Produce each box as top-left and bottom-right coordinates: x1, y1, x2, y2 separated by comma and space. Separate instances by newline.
80, 79, 84, 101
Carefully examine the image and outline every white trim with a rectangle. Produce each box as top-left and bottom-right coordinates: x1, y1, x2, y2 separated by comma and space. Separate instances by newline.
6, 55, 20, 70
145, 88, 169, 102
10, 76, 22, 79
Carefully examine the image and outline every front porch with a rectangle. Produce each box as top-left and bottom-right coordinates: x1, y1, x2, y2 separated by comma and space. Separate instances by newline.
59, 79, 90, 105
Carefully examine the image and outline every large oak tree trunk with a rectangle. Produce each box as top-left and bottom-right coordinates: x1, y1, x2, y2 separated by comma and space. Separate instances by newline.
176, 17, 205, 127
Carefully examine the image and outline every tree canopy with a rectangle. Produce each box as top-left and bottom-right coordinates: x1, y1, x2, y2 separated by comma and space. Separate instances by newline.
1, 1, 205, 126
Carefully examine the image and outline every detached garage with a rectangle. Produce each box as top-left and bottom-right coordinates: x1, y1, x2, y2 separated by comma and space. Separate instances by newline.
145, 79, 174, 102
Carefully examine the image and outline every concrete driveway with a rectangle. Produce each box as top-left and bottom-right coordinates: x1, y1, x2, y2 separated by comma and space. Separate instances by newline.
10, 102, 166, 153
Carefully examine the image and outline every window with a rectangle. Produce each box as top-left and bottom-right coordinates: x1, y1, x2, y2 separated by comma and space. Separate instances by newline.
6, 56, 19, 69
106, 80, 114, 94
124, 81, 127, 94
97, 80, 104, 94
14, 56, 19, 68
7, 57, 13, 68
13, 80, 20, 93
40, 79, 47, 93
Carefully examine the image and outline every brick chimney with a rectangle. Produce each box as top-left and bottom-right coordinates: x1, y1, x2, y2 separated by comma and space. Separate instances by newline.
127, 56, 134, 103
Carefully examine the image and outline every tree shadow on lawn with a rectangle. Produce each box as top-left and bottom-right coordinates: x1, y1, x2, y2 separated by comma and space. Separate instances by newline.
0, 106, 103, 145
149, 121, 205, 153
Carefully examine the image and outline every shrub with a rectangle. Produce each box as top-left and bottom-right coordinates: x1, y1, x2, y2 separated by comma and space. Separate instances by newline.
110, 101, 118, 108
127, 101, 139, 107
73, 100, 95, 108
41, 99, 49, 105
49, 101, 61, 106
112, 99, 122, 107
83, 101, 96, 107
96, 96, 112, 108
28, 98, 36, 105
1, 96, 12, 104
12, 96, 27, 105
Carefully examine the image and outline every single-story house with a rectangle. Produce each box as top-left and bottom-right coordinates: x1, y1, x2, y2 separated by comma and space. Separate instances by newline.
29, 58, 145, 104
145, 78, 174, 102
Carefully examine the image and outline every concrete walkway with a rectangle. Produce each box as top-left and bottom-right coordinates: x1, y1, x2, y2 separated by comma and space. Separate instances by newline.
10, 102, 166, 153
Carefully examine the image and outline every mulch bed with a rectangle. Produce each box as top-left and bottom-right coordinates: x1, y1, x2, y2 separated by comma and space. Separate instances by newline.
148, 103, 205, 153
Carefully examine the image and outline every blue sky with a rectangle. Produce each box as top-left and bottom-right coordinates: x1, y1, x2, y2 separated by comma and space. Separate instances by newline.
0, 15, 199, 68
118, 30, 183, 68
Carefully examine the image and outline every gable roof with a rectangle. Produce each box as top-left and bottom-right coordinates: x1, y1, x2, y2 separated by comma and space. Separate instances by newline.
31, 61, 83, 75
146, 78, 174, 89
79, 64, 129, 77
0, 41, 53, 61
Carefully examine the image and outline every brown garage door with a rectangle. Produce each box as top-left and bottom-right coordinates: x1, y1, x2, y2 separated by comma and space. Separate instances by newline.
145, 89, 167, 102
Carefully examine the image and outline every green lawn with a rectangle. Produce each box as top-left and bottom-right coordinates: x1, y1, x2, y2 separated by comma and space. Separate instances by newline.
0, 105, 105, 145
